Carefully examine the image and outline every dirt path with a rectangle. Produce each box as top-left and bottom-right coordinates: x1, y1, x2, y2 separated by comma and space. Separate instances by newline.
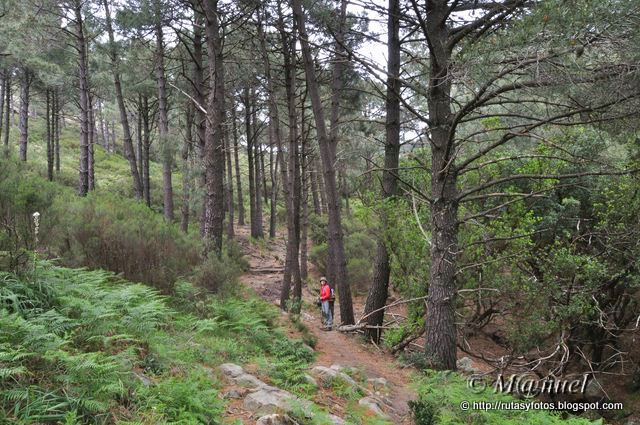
236, 225, 415, 423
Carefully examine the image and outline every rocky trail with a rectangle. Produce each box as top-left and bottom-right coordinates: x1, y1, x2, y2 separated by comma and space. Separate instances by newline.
221, 224, 416, 424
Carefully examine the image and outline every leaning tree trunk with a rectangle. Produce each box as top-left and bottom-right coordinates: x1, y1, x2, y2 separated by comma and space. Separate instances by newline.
202, 0, 226, 255
74, 0, 90, 196
363, 0, 401, 343
292, 0, 354, 324
423, 0, 458, 371
155, 20, 174, 221
103, 0, 143, 199
18, 69, 31, 162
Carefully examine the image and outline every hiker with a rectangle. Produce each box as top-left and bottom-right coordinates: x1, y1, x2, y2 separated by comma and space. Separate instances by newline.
319, 277, 333, 330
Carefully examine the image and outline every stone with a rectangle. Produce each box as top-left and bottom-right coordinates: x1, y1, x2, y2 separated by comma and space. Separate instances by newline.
303, 374, 318, 387
219, 363, 244, 378
255, 414, 300, 425
456, 357, 479, 374
310, 366, 358, 388
328, 414, 346, 424
367, 377, 389, 392
358, 396, 389, 419
223, 389, 246, 399
244, 385, 312, 417
218, 363, 266, 389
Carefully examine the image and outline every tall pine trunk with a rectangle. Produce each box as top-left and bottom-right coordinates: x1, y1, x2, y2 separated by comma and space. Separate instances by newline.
2, 73, 9, 156
18, 69, 31, 162
103, 0, 142, 199
181, 107, 193, 233
231, 104, 245, 225
155, 19, 174, 221
46, 90, 54, 181
225, 116, 235, 239
363, 0, 401, 343
74, 0, 90, 196
292, 0, 354, 324
423, 0, 458, 371
202, 0, 226, 255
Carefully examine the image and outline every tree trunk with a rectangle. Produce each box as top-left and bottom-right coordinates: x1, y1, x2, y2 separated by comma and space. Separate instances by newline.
191, 8, 207, 236
54, 89, 60, 171
2, 73, 9, 156
363, 0, 401, 343
137, 95, 143, 177
46, 90, 54, 181
232, 104, 245, 225
155, 19, 174, 221
88, 95, 95, 191
0, 72, 5, 153
225, 114, 235, 239
292, 0, 354, 324
268, 141, 278, 238
423, 0, 458, 371
315, 157, 327, 214
74, 0, 90, 196
181, 107, 193, 233
310, 158, 321, 215
18, 68, 31, 162
142, 96, 151, 206
202, 0, 226, 255
103, 0, 142, 199
300, 129, 310, 282
253, 107, 265, 238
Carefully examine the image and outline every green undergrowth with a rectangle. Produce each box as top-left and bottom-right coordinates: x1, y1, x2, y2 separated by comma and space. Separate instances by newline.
0, 261, 316, 424
410, 371, 601, 425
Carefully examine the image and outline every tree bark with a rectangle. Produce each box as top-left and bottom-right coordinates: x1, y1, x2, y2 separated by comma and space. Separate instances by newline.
181, 107, 193, 233
142, 96, 151, 206
54, 89, 60, 171
225, 112, 235, 239
363, 0, 401, 343
300, 126, 310, 282
422, 0, 458, 371
253, 103, 265, 238
231, 103, 245, 225
18, 68, 32, 162
0, 72, 5, 152
202, 0, 226, 255
155, 16, 174, 221
310, 158, 321, 215
46, 90, 54, 181
2, 73, 9, 156
292, 0, 354, 324
103, 0, 143, 199
88, 95, 96, 191
73, 0, 90, 196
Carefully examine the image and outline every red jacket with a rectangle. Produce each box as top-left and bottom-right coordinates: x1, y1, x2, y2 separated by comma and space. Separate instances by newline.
320, 283, 331, 301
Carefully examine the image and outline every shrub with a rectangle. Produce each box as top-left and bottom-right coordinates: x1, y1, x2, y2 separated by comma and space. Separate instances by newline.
0, 161, 61, 271
52, 192, 202, 293
192, 253, 242, 293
